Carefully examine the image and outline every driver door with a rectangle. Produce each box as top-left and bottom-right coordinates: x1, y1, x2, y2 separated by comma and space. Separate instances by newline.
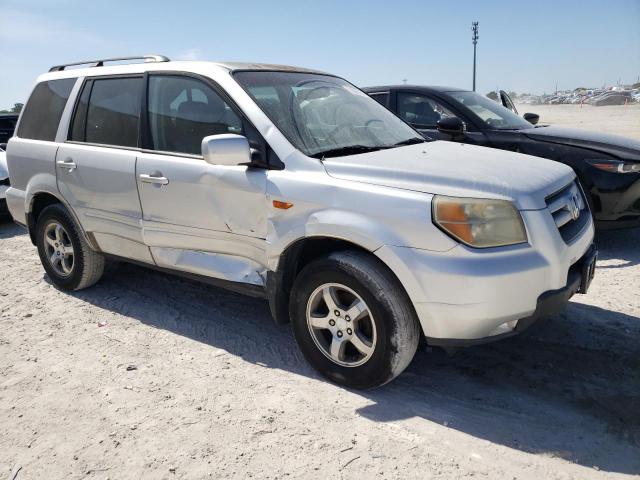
136, 74, 268, 285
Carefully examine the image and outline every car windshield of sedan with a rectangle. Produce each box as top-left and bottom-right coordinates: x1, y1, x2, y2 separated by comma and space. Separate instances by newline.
234, 71, 425, 158
448, 91, 534, 130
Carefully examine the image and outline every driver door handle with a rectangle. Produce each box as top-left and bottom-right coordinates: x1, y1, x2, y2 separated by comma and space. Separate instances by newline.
139, 173, 169, 185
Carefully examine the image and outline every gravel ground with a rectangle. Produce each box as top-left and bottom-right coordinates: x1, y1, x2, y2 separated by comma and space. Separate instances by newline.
1, 216, 639, 480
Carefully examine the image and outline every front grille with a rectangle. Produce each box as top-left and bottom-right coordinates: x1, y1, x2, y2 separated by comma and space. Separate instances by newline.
546, 180, 590, 243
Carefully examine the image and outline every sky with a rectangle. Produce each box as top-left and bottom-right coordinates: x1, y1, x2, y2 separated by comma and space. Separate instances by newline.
0, 0, 639, 109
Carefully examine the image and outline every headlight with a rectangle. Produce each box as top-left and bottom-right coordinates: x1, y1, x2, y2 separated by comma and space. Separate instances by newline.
587, 160, 640, 173
432, 195, 527, 248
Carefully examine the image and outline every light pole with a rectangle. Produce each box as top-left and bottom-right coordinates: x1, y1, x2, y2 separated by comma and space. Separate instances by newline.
472, 21, 479, 92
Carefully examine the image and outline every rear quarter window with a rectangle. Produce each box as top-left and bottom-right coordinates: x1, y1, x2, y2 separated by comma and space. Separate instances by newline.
17, 79, 76, 141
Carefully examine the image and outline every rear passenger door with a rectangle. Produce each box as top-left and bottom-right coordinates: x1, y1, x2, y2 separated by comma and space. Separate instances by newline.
57, 76, 152, 263
135, 74, 268, 284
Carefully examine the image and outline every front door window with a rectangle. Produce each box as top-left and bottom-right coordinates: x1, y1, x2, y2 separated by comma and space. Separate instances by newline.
396, 93, 455, 129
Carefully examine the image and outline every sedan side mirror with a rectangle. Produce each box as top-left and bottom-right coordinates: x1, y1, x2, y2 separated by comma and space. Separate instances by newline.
201, 134, 251, 167
523, 113, 540, 125
436, 117, 466, 139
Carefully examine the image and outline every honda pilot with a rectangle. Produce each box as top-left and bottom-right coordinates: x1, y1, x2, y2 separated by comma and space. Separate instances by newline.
5, 56, 596, 388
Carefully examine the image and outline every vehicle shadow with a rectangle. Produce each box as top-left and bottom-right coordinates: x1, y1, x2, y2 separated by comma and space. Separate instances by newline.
63, 260, 640, 475
360, 301, 640, 474
0, 217, 25, 239
595, 227, 640, 268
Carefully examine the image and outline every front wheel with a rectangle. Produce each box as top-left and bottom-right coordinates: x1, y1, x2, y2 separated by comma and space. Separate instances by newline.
290, 251, 420, 389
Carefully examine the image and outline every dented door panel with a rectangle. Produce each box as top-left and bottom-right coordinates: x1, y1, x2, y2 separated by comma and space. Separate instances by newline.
136, 151, 268, 281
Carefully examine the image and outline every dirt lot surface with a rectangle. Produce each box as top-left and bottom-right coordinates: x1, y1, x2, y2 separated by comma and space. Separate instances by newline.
515, 103, 640, 141
1, 219, 639, 479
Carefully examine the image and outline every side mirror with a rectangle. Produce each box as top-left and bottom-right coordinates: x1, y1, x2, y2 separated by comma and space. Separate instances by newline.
436, 117, 465, 139
523, 113, 539, 125
201, 134, 251, 167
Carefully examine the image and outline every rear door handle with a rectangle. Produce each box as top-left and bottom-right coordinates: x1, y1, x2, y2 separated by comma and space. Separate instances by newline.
56, 158, 77, 171
139, 173, 169, 185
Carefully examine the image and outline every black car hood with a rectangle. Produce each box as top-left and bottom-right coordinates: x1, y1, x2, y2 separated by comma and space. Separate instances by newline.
521, 125, 640, 161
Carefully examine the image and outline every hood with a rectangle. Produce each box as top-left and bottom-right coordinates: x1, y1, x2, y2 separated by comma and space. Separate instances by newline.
0, 150, 7, 180
521, 125, 640, 161
322, 141, 574, 210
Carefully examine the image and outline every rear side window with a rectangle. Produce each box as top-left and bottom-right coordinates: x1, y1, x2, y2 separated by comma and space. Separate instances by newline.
17, 79, 75, 141
71, 77, 142, 148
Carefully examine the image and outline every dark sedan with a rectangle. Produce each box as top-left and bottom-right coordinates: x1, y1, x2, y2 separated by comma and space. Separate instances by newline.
363, 85, 640, 229
0, 113, 19, 146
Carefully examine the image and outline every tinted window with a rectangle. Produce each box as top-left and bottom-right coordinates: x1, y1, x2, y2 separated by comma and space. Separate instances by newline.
84, 77, 142, 147
69, 80, 92, 142
0, 117, 17, 130
397, 93, 455, 128
17, 79, 75, 141
0, 116, 18, 143
147, 75, 242, 155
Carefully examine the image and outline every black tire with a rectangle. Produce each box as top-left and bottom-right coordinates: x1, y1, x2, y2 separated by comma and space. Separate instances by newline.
290, 250, 420, 389
35, 203, 104, 291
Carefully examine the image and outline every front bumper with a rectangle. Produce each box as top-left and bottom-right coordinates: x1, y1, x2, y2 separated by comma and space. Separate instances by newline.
426, 244, 597, 346
375, 208, 595, 343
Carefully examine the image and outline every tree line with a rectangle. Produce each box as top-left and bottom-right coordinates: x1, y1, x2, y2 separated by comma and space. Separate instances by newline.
0, 103, 23, 114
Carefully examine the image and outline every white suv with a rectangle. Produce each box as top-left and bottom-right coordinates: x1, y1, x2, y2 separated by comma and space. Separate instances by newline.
5, 56, 596, 388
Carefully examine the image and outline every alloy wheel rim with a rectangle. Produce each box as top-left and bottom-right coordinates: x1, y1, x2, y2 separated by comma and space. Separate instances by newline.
306, 282, 377, 367
43, 221, 74, 277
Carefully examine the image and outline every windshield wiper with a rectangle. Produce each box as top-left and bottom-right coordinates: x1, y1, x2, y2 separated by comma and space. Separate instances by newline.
311, 145, 388, 159
389, 137, 426, 147
312, 137, 428, 159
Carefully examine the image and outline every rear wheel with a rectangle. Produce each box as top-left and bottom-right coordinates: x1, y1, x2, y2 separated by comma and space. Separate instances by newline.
35, 204, 104, 291
290, 250, 420, 389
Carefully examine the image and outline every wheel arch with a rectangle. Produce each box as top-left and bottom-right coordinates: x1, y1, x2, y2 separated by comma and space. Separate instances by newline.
266, 235, 414, 326
27, 191, 95, 250
27, 191, 64, 245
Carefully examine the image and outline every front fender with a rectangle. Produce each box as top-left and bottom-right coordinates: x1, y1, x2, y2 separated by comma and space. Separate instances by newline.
267, 209, 389, 270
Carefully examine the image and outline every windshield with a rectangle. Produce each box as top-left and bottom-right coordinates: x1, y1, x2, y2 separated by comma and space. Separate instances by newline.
234, 71, 424, 158
448, 91, 533, 130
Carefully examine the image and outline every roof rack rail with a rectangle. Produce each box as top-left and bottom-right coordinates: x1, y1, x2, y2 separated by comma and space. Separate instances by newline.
49, 55, 170, 72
